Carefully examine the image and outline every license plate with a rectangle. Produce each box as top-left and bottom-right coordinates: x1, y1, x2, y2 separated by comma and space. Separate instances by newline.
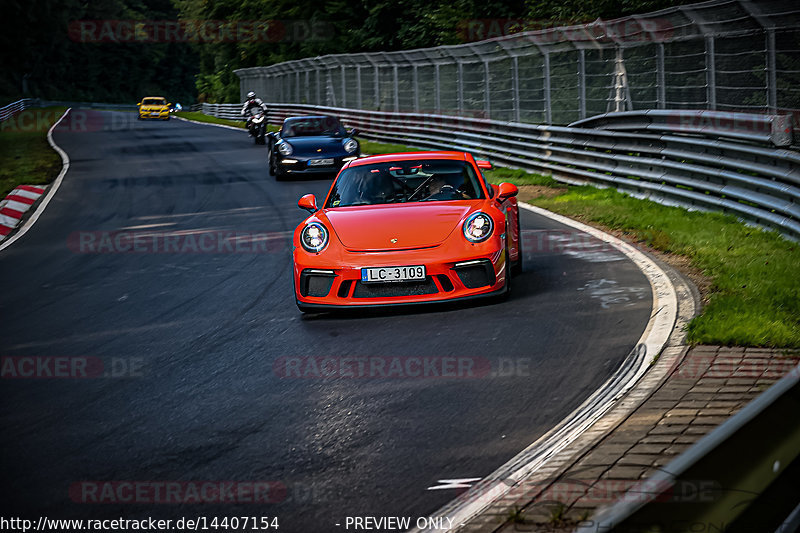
150, 112, 160, 116
361, 265, 426, 283
308, 158, 334, 166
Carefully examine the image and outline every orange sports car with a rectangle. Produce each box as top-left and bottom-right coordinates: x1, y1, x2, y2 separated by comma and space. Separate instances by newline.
292, 151, 521, 312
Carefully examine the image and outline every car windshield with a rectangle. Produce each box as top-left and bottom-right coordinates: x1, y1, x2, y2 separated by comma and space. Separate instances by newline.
282, 117, 345, 138
142, 98, 165, 105
325, 159, 484, 208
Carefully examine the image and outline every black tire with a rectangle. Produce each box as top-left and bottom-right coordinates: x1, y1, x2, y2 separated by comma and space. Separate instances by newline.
270, 150, 287, 181
511, 211, 523, 276
502, 239, 514, 300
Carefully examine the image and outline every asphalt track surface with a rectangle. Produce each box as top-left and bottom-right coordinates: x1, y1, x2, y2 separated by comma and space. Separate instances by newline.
0, 111, 651, 531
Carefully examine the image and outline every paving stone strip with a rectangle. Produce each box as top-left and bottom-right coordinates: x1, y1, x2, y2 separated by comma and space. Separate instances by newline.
479, 346, 800, 532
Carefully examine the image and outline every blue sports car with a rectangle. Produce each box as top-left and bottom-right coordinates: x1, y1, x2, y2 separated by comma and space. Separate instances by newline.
267, 116, 360, 180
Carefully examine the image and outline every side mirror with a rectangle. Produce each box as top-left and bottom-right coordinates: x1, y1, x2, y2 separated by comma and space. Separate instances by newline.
167, 103, 172, 107
476, 160, 492, 170
137, 102, 142, 106
497, 182, 518, 201
298, 194, 318, 213
349, 128, 359, 137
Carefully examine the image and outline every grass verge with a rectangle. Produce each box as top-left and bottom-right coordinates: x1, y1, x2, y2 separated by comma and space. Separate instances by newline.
174, 111, 246, 128
174, 111, 281, 133
532, 186, 800, 348
0, 106, 67, 198
347, 137, 800, 347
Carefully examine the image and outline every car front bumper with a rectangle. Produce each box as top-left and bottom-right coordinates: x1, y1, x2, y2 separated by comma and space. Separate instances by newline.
276, 155, 359, 176
293, 239, 509, 308
138, 108, 170, 120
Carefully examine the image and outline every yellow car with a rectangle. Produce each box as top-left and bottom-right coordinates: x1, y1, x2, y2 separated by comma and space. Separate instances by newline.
137, 97, 171, 120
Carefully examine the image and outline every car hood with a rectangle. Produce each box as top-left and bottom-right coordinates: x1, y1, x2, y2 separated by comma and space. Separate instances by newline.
282, 136, 350, 156
323, 203, 475, 250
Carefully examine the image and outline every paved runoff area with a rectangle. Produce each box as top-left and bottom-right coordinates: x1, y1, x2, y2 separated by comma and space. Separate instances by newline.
460, 345, 800, 531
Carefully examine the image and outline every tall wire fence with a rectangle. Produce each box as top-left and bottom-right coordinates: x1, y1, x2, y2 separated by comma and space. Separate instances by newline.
235, 0, 800, 125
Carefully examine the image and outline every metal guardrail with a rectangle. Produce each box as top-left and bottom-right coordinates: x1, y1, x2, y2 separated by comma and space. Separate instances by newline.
1, 98, 138, 118
200, 103, 244, 121
200, 102, 800, 240
0, 98, 39, 122
577, 362, 800, 532
570, 109, 795, 147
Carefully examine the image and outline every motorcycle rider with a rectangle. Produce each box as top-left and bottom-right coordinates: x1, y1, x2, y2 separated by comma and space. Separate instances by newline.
241, 91, 268, 134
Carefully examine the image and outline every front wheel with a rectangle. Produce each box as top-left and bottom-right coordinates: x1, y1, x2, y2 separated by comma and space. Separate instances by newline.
268, 147, 285, 180
511, 212, 523, 276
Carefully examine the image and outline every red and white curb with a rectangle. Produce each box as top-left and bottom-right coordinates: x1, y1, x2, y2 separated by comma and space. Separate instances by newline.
0, 185, 46, 241
0, 108, 72, 252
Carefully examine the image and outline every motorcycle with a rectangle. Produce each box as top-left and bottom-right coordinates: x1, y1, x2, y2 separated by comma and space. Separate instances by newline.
246, 107, 267, 145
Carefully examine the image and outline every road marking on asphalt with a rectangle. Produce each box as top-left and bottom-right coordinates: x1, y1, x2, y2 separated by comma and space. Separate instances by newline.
410, 201, 678, 532
427, 478, 482, 491
0, 109, 71, 252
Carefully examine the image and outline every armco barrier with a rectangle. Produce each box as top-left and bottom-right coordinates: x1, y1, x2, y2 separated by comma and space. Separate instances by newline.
570, 109, 795, 147
578, 362, 800, 532
0, 98, 40, 122
200, 102, 800, 240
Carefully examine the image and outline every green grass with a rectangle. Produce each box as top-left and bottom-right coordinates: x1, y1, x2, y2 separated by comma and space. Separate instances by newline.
358, 138, 426, 156
532, 186, 800, 348
482, 166, 561, 187
0, 106, 67, 198
174, 111, 246, 128
175, 111, 281, 133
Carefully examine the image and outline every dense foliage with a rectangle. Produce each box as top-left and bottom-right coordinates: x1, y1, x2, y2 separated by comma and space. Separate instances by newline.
3, 0, 698, 105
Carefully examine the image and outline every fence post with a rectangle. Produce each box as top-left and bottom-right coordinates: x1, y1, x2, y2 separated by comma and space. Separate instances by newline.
484, 60, 491, 119
356, 65, 363, 109
374, 65, 380, 110
341, 65, 347, 108
316, 66, 322, 105
766, 29, 777, 113
413, 65, 420, 112
457, 62, 463, 113
435, 63, 441, 114
657, 43, 666, 109
705, 36, 716, 110
544, 53, 552, 124
393, 65, 400, 112
512, 56, 521, 123
578, 49, 586, 120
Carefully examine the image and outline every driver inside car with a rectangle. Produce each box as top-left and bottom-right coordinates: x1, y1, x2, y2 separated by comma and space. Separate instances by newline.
424, 173, 467, 201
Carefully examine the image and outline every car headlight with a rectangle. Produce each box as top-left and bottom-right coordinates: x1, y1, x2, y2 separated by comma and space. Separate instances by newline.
300, 222, 329, 252
463, 212, 494, 243
343, 139, 358, 154
277, 142, 293, 156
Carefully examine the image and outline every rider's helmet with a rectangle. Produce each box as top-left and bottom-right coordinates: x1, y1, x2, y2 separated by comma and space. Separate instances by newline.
246, 91, 256, 100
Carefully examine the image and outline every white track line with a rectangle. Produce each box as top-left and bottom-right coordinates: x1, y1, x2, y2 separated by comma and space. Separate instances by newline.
411, 201, 677, 532
0, 108, 72, 253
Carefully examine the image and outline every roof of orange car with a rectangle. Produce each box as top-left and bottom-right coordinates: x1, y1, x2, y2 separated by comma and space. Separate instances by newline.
348, 151, 468, 167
